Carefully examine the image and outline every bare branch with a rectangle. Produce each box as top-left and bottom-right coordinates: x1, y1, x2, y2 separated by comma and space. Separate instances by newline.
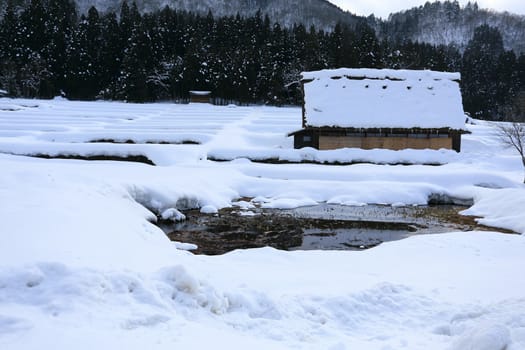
495, 121, 525, 182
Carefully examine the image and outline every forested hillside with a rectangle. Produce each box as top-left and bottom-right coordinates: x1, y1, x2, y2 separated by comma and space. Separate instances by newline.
2, 0, 525, 54
0, 0, 524, 120
377, 1, 525, 54
0, 0, 362, 31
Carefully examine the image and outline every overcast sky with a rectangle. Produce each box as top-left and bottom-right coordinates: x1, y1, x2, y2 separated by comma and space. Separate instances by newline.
329, 0, 525, 18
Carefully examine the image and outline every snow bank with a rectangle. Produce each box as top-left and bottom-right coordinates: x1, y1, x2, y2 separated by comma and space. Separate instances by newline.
0, 154, 240, 269
451, 323, 511, 350
1, 232, 525, 350
208, 146, 460, 165
462, 187, 525, 233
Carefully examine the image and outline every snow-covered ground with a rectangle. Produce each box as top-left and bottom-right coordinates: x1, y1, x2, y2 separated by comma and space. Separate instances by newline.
1, 98, 524, 349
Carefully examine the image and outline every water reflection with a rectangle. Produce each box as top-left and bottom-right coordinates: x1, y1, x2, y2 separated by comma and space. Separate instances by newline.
158, 203, 498, 255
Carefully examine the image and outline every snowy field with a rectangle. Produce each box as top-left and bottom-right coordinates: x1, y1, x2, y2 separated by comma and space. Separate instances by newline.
1, 97, 524, 349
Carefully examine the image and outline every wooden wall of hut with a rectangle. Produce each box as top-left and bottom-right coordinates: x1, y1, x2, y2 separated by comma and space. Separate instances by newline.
318, 135, 453, 151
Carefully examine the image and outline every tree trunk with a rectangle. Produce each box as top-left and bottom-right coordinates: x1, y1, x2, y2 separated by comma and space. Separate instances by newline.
522, 156, 525, 183
522, 155, 525, 168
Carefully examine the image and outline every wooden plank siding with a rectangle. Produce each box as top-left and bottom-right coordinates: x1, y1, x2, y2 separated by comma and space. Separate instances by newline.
189, 91, 212, 104
318, 135, 452, 151
290, 128, 463, 151
190, 95, 211, 104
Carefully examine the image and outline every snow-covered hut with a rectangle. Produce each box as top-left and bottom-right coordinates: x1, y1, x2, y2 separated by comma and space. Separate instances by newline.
290, 68, 467, 152
189, 90, 211, 104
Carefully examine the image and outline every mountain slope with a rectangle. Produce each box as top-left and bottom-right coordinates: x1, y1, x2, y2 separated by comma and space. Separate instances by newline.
79, 0, 362, 31
1, 0, 524, 53
70, 0, 525, 54
0, 0, 362, 31
375, 1, 525, 53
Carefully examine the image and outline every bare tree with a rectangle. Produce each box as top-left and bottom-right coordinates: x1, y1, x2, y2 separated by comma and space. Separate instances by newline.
497, 121, 525, 183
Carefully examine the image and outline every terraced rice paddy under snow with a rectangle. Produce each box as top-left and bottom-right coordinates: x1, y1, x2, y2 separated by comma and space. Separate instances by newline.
1, 97, 525, 350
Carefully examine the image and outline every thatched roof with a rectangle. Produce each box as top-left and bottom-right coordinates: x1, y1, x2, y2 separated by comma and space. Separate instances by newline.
302, 68, 466, 131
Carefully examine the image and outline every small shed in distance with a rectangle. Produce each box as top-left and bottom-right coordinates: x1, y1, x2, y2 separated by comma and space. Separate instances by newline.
189, 90, 212, 104
290, 68, 467, 152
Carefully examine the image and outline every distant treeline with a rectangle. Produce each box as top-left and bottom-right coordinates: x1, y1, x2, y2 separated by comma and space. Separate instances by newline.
1, 0, 524, 120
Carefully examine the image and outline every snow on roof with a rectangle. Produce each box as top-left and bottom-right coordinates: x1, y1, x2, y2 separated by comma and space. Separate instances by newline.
302, 68, 461, 82
189, 90, 212, 95
302, 68, 466, 130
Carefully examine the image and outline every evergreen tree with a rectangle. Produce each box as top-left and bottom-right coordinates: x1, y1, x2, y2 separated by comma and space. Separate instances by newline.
328, 22, 344, 67
0, 0, 20, 61
496, 50, 519, 118
19, 0, 48, 56
0, 0, 22, 94
99, 12, 122, 98
17, 0, 54, 97
116, 16, 153, 102
462, 24, 505, 119
65, 7, 103, 99
46, 0, 77, 93
381, 39, 402, 69
262, 22, 287, 104
354, 21, 381, 68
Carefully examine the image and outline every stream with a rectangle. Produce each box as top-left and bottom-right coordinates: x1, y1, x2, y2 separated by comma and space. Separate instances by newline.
158, 203, 513, 255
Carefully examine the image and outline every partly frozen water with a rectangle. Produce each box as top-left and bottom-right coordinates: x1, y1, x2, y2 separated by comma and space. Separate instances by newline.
161, 203, 505, 254
298, 227, 411, 250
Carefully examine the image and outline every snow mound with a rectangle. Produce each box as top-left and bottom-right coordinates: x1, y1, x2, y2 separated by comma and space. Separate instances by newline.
208, 147, 459, 165
0, 263, 230, 318
156, 265, 229, 314
161, 208, 186, 222
451, 323, 511, 350
173, 242, 198, 251
200, 205, 219, 214
462, 188, 525, 234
